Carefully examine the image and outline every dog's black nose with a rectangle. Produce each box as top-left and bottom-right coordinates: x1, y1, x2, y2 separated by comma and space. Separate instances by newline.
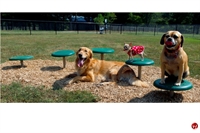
167, 38, 172, 41
78, 54, 82, 59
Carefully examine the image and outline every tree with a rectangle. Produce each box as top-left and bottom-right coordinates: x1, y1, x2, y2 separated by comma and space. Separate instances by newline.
103, 13, 117, 23
127, 13, 142, 24
93, 14, 104, 24
140, 13, 154, 26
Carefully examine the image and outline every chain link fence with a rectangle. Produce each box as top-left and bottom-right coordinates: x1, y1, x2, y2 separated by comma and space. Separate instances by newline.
1, 19, 200, 35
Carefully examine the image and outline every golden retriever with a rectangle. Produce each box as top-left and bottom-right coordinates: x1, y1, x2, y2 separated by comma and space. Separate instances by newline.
65, 47, 148, 87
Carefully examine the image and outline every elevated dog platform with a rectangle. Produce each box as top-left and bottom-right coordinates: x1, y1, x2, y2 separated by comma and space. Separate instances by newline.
153, 78, 193, 96
125, 58, 154, 79
51, 50, 75, 68
92, 47, 115, 60
9, 55, 34, 67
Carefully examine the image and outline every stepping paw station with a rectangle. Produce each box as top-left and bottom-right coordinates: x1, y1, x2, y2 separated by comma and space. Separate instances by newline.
153, 78, 193, 96
51, 50, 75, 68
92, 47, 115, 60
125, 58, 154, 79
9, 55, 34, 67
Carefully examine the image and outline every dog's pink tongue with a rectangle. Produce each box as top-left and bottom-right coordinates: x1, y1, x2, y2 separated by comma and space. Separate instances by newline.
165, 41, 173, 46
78, 59, 84, 67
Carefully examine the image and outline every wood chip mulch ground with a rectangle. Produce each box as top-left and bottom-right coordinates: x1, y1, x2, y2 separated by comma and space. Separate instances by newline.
1, 59, 200, 102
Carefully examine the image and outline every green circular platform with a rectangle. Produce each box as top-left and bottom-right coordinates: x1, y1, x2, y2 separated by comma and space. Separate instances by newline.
9, 55, 34, 61
9, 55, 34, 67
92, 47, 115, 60
92, 47, 115, 54
125, 58, 155, 66
153, 79, 193, 91
51, 50, 75, 68
51, 50, 75, 57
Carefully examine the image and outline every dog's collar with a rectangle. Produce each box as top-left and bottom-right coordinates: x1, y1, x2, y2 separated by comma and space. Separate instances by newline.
164, 44, 181, 59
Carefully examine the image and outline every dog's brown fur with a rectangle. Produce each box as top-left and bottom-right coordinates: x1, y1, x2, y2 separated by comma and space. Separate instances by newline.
160, 31, 190, 86
65, 47, 148, 87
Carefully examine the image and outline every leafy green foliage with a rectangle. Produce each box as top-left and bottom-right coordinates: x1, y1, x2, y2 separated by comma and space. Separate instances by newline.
93, 14, 104, 24
127, 13, 142, 24
103, 13, 117, 23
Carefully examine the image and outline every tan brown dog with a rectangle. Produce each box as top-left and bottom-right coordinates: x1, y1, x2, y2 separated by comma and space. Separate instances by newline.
160, 31, 190, 86
65, 47, 148, 87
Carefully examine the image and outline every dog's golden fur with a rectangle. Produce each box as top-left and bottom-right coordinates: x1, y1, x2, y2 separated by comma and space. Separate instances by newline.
65, 47, 148, 87
160, 31, 190, 86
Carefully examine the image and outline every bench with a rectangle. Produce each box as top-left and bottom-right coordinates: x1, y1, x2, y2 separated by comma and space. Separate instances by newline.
51, 50, 75, 68
9, 55, 34, 67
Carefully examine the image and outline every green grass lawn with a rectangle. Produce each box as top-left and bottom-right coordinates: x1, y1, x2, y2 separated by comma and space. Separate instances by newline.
1, 82, 99, 103
1, 30, 200, 102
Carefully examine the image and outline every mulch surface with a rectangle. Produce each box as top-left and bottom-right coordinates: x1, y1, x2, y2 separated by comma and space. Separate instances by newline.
1, 59, 200, 102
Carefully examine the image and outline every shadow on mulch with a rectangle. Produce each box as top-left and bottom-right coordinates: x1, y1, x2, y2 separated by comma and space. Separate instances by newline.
52, 72, 77, 90
41, 66, 62, 71
129, 90, 183, 103
2, 65, 26, 70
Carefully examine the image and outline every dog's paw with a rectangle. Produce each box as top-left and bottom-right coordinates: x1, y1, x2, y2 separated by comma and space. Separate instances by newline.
175, 82, 181, 86
160, 79, 165, 84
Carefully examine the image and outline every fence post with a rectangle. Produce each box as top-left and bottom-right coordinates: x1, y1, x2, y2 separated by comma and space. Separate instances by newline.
104, 23, 106, 34
154, 25, 156, 36
110, 24, 111, 34
136, 25, 138, 35
29, 21, 32, 35
176, 24, 178, 31
193, 25, 195, 36
96, 24, 98, 34
77, 23, 79, 34
143, 27, 144, 34
55, 22, 57, 35
120, 24, 122, 34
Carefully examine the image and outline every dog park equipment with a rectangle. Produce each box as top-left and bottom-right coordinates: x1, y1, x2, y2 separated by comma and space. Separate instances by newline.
9, 55, 34, 67
92, 47, 115, 60
153, 78, 193, 97
51, 50, 75, 68
125, 58, 154, 79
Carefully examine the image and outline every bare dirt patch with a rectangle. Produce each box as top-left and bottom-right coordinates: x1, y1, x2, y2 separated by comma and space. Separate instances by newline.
1, 59, 200, 102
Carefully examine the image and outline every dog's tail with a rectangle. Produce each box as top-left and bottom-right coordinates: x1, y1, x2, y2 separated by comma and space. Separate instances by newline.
117, 65, 149, 88
130, 80, 149, 88
129, 78, 149, 88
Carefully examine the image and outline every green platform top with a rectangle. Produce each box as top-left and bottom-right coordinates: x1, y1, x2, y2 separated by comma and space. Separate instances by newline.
153, 79, 193, 91
125, 58, 154, 66
51, 50, 75, 57
92, 48, 115, 54
9, 55, 34, 61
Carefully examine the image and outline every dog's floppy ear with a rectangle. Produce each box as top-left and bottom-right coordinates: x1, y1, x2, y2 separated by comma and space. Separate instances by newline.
129, 42, 132, 46
160, 34, 166, 45
76, 48, 81, 55
89, 49, 93, 58
181, 34, 184, 47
